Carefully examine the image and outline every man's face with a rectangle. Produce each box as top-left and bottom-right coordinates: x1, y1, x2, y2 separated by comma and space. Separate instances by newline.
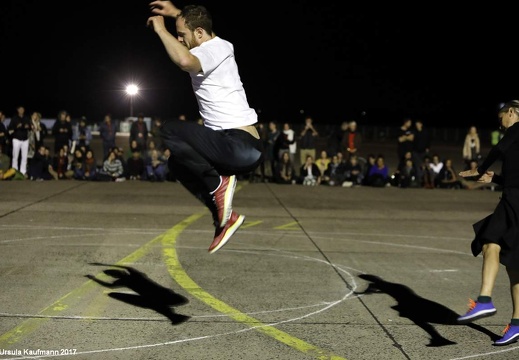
176, 17, 199, 49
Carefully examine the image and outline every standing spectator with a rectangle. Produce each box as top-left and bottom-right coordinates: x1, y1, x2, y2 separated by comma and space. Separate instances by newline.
265, 121, 280, 180
412, 119, 431, 165
328, 121, 348, 158
8, 105, 32, 176
28, 111, 47, 158
491, 127, 504, 146
281, 122, 296, 165
52, 110, 73, 155
0, 110, 10, 156
73, 116, 92, 151
463, 125, 481, 167
397, 117, 414, 164
99, 113, 117, 160
249, 122, 268, 182
149, 116, 164, 150
130, 113, 149, 152
299, 116, 319, 166
341, 120, 362, 159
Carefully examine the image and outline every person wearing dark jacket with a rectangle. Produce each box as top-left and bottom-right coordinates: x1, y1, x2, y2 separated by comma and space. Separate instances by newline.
457, 100, 519, 346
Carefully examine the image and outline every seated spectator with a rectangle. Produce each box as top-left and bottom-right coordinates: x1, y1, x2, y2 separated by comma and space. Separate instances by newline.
50, 146, 73, 180
459, 159, 494, 190
298, 154, 321, 186
146, 149, 167, 182
127, 150, 146, 180
98, 149, 125, 182
322, 154, 342, 186
362, 153, 376, 185
158, 148, 176, 181
342, 154, 364, 187
419, 156, 435, 189
436, 158, 462, 189
0, 146, 10, 175
0, 167, 26, 180
83, 149, 98, 181
366, 155, 390, 187
127, 139, 143, 159
396, 157, 419, 188
429, 154, 443, 184
28, 145, 55, 180
315, 150, 330, 177
274, 151, 295, 184
71, 148, 86, 180
113, 147, 128, 179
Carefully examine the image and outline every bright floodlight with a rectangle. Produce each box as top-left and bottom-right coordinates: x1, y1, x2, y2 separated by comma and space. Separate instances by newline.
126, 84, 139, 95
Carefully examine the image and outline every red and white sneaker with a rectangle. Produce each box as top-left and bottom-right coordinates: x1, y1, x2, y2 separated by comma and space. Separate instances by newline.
208, 210, 245, 254
211, 175, 237, 228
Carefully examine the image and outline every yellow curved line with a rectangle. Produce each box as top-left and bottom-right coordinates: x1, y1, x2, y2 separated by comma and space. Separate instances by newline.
161, 213, 347, 360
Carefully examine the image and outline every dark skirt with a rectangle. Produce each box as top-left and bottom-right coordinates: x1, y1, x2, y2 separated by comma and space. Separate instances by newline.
471, 188, 519, 270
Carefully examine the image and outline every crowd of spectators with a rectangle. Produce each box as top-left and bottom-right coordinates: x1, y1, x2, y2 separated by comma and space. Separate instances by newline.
0, 106, 502, 191
0, 108, 172, 182
251, 115, 501, 191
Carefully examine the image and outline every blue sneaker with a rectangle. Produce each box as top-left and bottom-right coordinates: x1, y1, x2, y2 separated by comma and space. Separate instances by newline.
457, 298, 496, 324
494, 324, 519, 346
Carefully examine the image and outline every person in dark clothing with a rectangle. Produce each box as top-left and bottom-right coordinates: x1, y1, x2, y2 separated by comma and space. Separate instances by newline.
457, 100, 519, 346
28, 145, 54, 180
0, 110, 10, 156
148, 1, 264, 253
129, 113, 149, 152
99, 113, 117, 160
397, 117, 414, 164
52, 110, 73, 155
412, 119, 431, 166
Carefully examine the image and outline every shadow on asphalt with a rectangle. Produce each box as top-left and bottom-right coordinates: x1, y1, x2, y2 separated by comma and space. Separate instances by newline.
85, 262, 190, 325
355, 274, 498, 347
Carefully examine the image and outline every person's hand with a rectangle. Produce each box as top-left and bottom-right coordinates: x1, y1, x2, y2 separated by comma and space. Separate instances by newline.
459, 169, 479, 178
147, 15, 167, 33
478, 171, 494, 183
149, 0, 180, 18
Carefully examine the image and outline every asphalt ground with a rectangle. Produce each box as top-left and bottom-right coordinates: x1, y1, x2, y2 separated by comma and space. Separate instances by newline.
0, 173, 518, 360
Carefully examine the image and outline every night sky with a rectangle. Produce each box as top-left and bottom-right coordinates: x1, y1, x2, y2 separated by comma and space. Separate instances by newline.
1, 1, 516, 129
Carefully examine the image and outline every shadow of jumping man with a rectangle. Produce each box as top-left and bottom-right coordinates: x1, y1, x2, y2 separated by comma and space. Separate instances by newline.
85, 262, 190, 325
356, 274, 498, 347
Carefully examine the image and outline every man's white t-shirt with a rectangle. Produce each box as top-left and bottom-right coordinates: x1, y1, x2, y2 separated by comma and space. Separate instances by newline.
190, 37, 257, 130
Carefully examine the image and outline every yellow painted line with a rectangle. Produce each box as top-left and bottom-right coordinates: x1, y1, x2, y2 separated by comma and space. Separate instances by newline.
0, 229, 171, 346
274, 221, 300, 230
161, 216, 347, 360
241, 220, 263, 229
